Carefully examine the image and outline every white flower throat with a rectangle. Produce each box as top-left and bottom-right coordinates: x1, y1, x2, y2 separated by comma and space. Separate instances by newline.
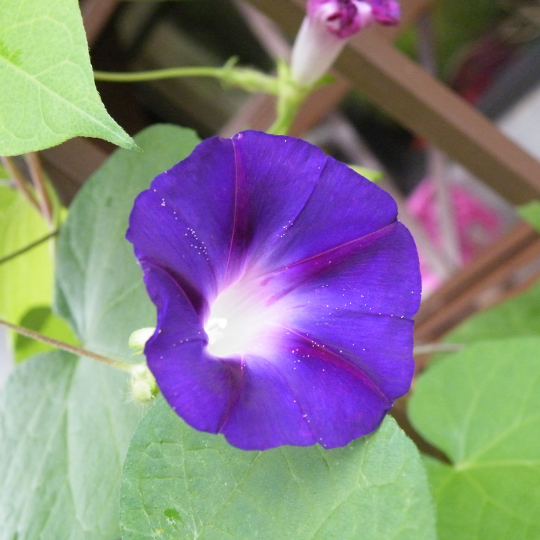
204, 275, 288, 358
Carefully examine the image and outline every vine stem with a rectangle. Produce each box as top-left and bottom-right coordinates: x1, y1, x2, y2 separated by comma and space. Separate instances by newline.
25, 152, 54, 229
0, 317, 133, 372
413, 343, 464, 356
0, 230, 58, 266
0, 156, 41, 212
94, 66, 229, 82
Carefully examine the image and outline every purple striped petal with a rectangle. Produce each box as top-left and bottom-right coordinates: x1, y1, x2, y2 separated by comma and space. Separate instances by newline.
127, 130, 420, 450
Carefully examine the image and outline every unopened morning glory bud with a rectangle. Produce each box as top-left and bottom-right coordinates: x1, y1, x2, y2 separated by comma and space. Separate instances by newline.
290, 0, 401, 86
130, 364, 159, 403
128, 327, 156, 355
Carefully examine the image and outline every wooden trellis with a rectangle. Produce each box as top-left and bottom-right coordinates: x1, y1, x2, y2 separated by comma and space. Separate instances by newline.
44, 0, 540, 355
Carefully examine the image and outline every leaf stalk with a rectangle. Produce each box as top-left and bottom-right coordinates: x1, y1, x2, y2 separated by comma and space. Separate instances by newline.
0, 317, 133, 372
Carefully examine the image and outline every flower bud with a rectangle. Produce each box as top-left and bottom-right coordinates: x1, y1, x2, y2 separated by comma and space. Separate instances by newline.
130, 364, 159, 403
290, 0, 400, 86
128, 327, 156, 356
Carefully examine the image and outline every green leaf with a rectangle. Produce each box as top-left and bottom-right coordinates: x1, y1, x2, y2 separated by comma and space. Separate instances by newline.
517, 200, 540, 233
408, 338, 540, 540
444, 279, 540, 345
120, 399, 436, 540
14, 305, 79, 362
0, 186, 53, 327
0, 0, 136, 155
0, 125, 200, 540
55, 124, 200, 359
0, 351, 146, 540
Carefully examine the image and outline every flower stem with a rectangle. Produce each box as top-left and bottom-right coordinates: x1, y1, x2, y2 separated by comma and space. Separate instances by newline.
0, 317, 133, 372
267, 61, 310, 135
267, 90, 304, 135
25, 152, 55, 229
0, 156, 41, 212
0, 230, 58, 266
94, 61, 280, 95
413, 343, 464, 356
94, 66, 226, 82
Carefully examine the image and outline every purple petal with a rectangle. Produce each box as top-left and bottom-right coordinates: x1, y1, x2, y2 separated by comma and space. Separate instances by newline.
228, 131, 326, 273
370, 0, 401, 25
263, 222, 420, 318
255, 154, 398, 273
221, 336, 391, 449
127, 132, 324, 304
127, 137, 237, 309
142, 262, 243, 432
128, 130, 421, 450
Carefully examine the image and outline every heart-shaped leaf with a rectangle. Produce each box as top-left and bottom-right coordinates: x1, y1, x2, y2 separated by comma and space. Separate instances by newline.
408, 338, 540, 540
0, 0, 135, 154
120, 399, 436, 540
0, 125, 200, 540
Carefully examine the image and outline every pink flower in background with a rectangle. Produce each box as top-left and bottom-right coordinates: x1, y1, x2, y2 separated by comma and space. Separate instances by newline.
408, 178, 502, 294
291, 0, 401, 85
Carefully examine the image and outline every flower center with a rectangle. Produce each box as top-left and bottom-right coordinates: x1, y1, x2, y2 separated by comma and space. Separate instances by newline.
204, 275, 287, 358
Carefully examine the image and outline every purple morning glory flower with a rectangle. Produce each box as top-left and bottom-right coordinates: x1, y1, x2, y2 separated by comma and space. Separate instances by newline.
127, 131, 420, 450
291, 0, 401, 85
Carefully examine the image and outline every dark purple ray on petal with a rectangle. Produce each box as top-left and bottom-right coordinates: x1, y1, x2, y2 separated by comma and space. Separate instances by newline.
255, 154, 398, 274
260, 222, 420, 319
228, 131, 325, 273
127, 137, 238, 305
277, 324, 391, 402
142, 262, 243, 433
279, 313, 414, 400
220, 330, 391, 450
220, 355, 317, 449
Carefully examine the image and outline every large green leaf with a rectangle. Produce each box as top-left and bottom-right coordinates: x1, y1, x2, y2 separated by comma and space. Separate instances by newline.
120, 399, 436, 540
0, 351, 144, 540
55, 124, 200, 358
0, 186, 53, 327
408, 338, 540, 540
0, 0, 135, 155
0, 125, 200, 540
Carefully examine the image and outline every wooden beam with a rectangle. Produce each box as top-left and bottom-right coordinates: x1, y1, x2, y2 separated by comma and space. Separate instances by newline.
81, 0, 119, 47
415, 222, 540, 343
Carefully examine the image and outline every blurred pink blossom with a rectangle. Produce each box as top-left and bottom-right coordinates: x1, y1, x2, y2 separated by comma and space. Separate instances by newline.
408, 178, 502, 293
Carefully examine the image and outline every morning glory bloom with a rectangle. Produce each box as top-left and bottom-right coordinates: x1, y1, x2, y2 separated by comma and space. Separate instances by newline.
127, 130, 420, 450
291, 0, 401, 85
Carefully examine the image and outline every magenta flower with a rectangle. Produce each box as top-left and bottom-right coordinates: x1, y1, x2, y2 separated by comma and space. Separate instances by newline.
127, 131, 420, 450
291, 0, 401, 85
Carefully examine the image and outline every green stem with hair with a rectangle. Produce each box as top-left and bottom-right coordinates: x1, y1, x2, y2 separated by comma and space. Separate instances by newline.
0, 317, 133, 372
94, 58, 280, 95
0, 156, 41, 212
25, 152, 55, 229
413, 343, 464, 356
